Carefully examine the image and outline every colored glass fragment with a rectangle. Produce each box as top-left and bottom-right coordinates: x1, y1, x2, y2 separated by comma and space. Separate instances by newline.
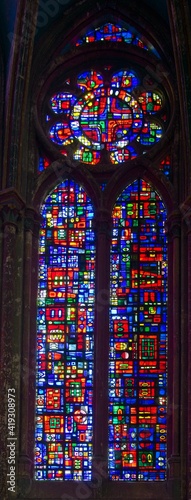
76, 23, 160, 58
35, 180, 95, 481
159, 156, 171, 179
109, 179, 167, 481
38, 157, 51, 173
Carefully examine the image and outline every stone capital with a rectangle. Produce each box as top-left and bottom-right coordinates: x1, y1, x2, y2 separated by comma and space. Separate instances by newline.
180, 197, 191, 232
0, 188, 25, 229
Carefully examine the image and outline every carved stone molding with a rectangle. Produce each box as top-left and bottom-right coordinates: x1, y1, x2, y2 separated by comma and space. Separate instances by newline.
0, 188, 25, 228
180, 196, 191, 231
166, 210, 181, 240
1, 206, 20, 230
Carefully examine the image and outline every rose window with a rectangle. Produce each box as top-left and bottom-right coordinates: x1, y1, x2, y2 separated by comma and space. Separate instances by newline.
45, 70, 168, 165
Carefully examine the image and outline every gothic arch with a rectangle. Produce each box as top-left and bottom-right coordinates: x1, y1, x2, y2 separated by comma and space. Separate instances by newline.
24, 2, 181, 497
1, 1, 190, 499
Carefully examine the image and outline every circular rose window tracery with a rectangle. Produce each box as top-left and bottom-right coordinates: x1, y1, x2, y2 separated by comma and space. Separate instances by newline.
45, 69, 167, 165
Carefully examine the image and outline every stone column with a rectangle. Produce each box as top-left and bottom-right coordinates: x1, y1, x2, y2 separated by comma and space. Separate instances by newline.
18, 209, 41, 498
167, 0, 191, 194
187, 217, 191, 499
0, 193, 24, 500
3, 0, 39, 189
181, 197, 191, 499
180, 217, 188, 499
167, 210, 181, 499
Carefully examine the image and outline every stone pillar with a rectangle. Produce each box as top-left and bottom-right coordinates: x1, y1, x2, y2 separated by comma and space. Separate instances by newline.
28, 213, 41, 464
187, 218, 191, 500
3, 0, 39, 189
167, 210, 181, 499
0, 192, 24, 500
18, 209, 41, 498
167, 0, 191, 194
181, 197, 191, 499
92, 209, 111, 496
180, 217, 188, 499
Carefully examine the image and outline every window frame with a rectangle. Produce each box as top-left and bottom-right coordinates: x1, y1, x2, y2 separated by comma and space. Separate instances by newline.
25, 162, 177, 499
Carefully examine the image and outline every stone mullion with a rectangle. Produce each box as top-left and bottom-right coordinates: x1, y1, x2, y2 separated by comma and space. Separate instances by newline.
92, 209, 111, 493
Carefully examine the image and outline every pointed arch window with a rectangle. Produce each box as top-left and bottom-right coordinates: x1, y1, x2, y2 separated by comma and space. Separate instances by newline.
35, 180, 95, 481
33, 10, 175, 495
109, 179, 167, 481
35, 177, 168, 482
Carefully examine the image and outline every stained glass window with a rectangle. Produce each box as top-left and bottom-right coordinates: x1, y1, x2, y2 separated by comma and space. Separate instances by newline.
35, 175, 168, 482
109, 179, 167, 481
35, 179, 95, 481
76, 23, 160, 58
46, 70, 166, 166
